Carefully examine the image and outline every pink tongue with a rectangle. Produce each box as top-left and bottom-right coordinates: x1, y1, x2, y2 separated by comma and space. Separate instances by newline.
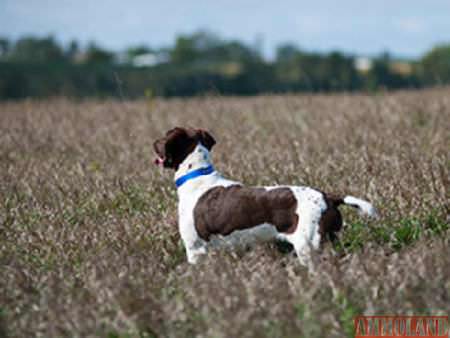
154, 157, 164, 166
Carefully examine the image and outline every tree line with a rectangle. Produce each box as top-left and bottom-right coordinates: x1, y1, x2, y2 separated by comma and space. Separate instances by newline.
1, 32, 449, 99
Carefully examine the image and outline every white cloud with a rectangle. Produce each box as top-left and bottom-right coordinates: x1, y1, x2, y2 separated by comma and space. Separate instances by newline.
394, 17, 427, 34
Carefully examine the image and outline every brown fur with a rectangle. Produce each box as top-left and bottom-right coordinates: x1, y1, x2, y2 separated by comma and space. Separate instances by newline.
193, 185, 299, 241
153, 127, 216, 170
318, 193, 344, 243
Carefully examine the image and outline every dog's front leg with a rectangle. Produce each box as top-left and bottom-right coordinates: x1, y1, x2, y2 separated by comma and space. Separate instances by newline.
179, 218, 207, 264
186, 243, 207, 264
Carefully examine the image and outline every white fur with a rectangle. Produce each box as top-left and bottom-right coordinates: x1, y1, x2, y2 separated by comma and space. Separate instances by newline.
175, 143, 375, 266
343, 195, 378, 218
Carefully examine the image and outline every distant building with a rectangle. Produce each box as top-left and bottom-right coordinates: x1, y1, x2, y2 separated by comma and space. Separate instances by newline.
116, 51, 170, 67
131, 52, 169, 67
389, 61, 413, 75
354, 56, 413, 76
72, 51, 88, 64
354, 57, 373, 73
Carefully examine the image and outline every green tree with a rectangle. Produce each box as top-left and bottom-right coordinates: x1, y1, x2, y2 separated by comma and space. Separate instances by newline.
0, 38, 10, 58
275, 47, 359, 92
170, 31, 251, 64
9, 36, 66, 63
365, 53, 411, 90
126, 45, 152, 58
320, 52, 359, 90
171, 36, 194, 63
85, 42, 114, 64
66, 40, 79, 61
276, 44, 301, 62
417, 44, 450, 84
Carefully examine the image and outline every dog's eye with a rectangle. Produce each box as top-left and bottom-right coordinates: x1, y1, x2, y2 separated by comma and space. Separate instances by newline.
188, 164, 193, 169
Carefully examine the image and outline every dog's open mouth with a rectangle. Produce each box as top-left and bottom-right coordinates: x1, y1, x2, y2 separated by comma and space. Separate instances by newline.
154, 156, 165, 166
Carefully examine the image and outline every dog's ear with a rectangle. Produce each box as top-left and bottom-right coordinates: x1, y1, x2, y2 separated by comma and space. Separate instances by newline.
197, 129, 216, 151
153, 139, 166, 158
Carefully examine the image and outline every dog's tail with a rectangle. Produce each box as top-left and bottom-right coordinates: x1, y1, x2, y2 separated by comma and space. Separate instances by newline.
327, 194, 378, 218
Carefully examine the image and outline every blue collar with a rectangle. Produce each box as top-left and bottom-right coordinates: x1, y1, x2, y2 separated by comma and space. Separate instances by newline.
175, 165, 215, 188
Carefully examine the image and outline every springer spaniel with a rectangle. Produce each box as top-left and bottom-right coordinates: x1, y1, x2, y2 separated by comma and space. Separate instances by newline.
153, 127, 377, 266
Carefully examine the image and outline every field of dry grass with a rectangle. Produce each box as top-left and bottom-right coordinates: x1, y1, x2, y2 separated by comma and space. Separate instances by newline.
1, 88, 449, 337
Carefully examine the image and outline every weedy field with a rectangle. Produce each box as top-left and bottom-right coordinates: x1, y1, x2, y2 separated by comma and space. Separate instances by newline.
0, 88, 449, 338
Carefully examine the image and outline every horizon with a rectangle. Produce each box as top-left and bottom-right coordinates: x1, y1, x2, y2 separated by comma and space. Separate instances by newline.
2, 0, 450, 60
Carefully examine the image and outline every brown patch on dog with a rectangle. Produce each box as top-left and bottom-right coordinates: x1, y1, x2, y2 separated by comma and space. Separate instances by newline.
153, 127, 216, 170
318, 193, 344, 243
193, 185, 299, 241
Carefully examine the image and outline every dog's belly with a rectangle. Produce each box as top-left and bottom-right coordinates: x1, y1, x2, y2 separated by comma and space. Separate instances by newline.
207, 223, 278, 248
193, 185, 299, 241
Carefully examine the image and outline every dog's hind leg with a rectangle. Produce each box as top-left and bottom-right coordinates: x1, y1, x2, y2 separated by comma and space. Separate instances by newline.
292, 234, 311, 266
288, 188, 326, 267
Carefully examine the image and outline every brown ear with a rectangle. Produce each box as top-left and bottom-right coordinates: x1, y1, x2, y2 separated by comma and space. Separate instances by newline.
197, 129, 216, 150
153, 139, 166, 158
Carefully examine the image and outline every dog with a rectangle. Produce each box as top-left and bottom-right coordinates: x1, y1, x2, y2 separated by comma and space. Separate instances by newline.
153, 127, 377, 266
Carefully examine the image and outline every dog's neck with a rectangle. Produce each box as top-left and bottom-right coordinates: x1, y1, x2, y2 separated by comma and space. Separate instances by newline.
173, 143, 240, 202
174, 143, 215, 185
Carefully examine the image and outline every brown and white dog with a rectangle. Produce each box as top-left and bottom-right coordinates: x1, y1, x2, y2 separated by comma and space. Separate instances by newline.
154, 127, 377, 265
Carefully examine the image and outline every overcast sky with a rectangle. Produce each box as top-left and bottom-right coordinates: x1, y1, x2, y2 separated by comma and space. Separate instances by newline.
1, 0, 450, 59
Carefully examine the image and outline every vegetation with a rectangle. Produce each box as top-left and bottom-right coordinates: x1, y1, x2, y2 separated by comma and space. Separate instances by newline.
0, 32, 448, 99
0, 88, 449, 337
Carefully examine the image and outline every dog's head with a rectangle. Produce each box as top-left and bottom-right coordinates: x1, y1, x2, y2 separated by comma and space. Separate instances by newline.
153, 127, 216, 170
